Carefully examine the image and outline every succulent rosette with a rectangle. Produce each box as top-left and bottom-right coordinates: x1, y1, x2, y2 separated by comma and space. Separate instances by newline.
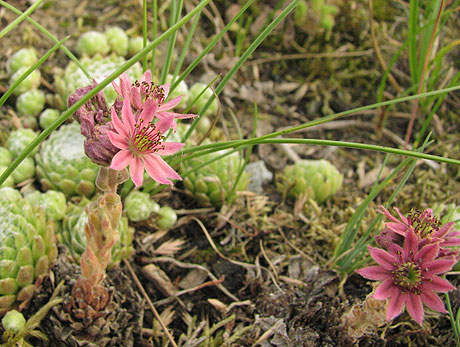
35, 122, 99, 198
0, 187, 58, 315
181, 150, 249, 208
276, 159, 343, 204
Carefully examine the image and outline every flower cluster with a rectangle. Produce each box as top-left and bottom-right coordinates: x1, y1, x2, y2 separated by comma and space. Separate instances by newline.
357, 206, 460, 325
70, 70, 196, 187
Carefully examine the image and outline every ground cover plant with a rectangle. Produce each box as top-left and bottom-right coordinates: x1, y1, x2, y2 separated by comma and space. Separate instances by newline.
1, 0, 460, 346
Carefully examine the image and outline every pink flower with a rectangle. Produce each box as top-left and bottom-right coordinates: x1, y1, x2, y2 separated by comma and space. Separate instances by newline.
107, 98, 184, 187
377, 206, 460, 259
357, 229, 456, 325
112, 70, 197, 131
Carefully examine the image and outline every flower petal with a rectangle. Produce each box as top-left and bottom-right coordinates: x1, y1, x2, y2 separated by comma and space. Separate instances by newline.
415, 243, 439, 263
423, 276, 456, 292
122, 98, 136, 132
420, 290, 447, 313
403, 229, 419, 258
107, 131, 129, 150
424, 258, 456, 275
111, 107, 130, 138
110, 150, 133, 170
374, 279, 399, 300
356, 266, 390, 281
155, 115, 175, 134
157, 110, 198, 119
368, 246, 397, 270
406, 293, 423, 325
160, 83, 170, 99
386, 291, 405, 321
143, 154, 181, 186
138, 99, 158, 124
119, 73, 132, 99
159, 96, 182, 111
140, 70, 152, 84
156, 142, 184, 156
130, 156, 144, 187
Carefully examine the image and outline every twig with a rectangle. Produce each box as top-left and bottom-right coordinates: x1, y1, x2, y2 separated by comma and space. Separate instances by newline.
123, 259, 178, 347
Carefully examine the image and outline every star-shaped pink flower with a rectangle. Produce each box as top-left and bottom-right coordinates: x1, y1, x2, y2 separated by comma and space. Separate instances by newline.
112, 70, 196, 131
107, 98, 184, 187
357, 229, 456, 325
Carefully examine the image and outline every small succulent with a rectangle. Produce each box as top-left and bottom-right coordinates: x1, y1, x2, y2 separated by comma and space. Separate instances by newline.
0, 187, 58, 315
16, 89, 46, 117
1, 309, 26, 333
59, 199, 134, 268
105, 26, 129, 56
35, 122, 99, 198
0, 166, 15, 188
124, 190, 159, 222
188, 82, 218, 116
39, 108, 60, 130
11, 157, 35, 184
155, 206, 177, 230
25, 190, 67, 222
6, 128, 38, 157
9, 67, 41, 96
276, 159, 343, 204
76, 31, 110, 57
128, 36, 151, 58
55, 54, 142, 109
7, 48, 38, 74
181, 150, 249, 208
0, 147, 12, 167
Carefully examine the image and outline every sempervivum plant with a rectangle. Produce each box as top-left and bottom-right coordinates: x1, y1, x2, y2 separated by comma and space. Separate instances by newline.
59, 199, 134, 268
54, 54, 142, 109
181, 150, 249, 208
0, 187, 58, 315
276, 159, 343, 204
35, 122, 99, 198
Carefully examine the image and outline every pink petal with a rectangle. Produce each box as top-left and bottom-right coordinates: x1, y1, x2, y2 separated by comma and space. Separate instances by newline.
140, 70, 152, 84
368, 246, 397, 270
403, 229, 419, 257
143, 154, 181, 186
356, 266, 390, 281
156, 142, 184, 156
130, 156, 144, 187
110, 150, 133, 170
119, 73, 132, 99
138, 99, 158, 124
112, 79, 121, 95
111, 107, 129, 138
131, 87, 142, 110
386, 291, 405, 321
374, 279, 399, 300
420, 290, 447, 313
433, 222, 454, 238
424, 258, 456, 275
156, 115, 175, 134
406, 293, 423, 325
108, 131, 129, 150
159, 96, 182, 111
157, 110, 198, 119
386, 222, 409, 236
122, 99, 136, 132
394, 207, 409, 224
415, 243, 439, 263
423, 276, 456, 292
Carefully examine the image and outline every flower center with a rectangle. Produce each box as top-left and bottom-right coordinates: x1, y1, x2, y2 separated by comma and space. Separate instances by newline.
132, 118, 165, 154
133, 81, 165, 104
392, 262, 423, 294
408, 208, 440, 238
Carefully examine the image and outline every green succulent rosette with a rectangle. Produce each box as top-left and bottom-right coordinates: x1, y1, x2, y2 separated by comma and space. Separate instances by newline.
181, 150, 249, 208
59, 199, 134, 268
35, 122, 98, 198
55, 53, 142, 109
0, 187, 58, 315
276, 159, 343, 204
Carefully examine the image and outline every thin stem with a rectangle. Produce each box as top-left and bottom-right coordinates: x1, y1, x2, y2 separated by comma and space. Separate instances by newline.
0, 0, 44, 39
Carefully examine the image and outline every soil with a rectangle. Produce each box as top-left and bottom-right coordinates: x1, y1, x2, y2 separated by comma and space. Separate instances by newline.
1, 0, 460, 346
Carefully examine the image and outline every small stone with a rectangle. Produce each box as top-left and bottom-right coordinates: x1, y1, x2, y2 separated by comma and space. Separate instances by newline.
245, 160, 273, 194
